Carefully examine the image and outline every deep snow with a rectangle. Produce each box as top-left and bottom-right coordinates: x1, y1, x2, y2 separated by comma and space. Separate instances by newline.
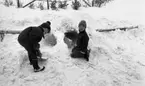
0, 0, 145, 86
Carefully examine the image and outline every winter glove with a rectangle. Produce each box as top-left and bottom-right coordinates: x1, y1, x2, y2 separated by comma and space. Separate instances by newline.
34, 44, 42, 58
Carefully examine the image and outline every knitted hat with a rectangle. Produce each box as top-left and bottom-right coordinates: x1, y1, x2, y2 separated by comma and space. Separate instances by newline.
78, 20, 87, 28
40, 21, 51, 31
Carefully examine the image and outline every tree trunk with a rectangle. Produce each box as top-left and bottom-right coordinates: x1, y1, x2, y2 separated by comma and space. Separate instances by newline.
47, 0, 49, 9
92, 0, 95, 7
17, 0, 20, 8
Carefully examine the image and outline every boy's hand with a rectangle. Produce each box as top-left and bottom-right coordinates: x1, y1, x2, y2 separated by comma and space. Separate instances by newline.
36, 49, 42, 58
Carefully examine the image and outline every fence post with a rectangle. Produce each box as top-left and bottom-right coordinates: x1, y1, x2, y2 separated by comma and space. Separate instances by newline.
47, 0, 49, 9
92, 0, 95, 7
17, 0, 20, 8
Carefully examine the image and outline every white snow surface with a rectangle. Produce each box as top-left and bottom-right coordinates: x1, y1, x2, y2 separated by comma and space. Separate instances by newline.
0, 0, 145, 86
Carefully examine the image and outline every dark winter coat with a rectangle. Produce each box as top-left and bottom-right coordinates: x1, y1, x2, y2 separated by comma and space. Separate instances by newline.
18, 26, 44, 50
75, 30, 89, 52
71, 30, 89, 59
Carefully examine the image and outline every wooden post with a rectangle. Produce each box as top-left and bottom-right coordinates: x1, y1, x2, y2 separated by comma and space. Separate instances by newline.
17, 0, 20, 8
0, 33, 5, 42
47, 0, 49, 9
92, 0, 95, 7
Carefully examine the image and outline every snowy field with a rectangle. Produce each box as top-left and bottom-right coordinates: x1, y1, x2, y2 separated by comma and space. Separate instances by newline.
0, 0, 145, 86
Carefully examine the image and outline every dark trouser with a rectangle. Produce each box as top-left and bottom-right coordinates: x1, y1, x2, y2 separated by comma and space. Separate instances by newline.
18, 40, 40, 69
71, 47, 89, 59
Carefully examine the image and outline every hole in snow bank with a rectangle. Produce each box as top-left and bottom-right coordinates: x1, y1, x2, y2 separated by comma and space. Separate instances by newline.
64, 30, 78, 48
64, 37, 74, 48
43, 33, 57, 47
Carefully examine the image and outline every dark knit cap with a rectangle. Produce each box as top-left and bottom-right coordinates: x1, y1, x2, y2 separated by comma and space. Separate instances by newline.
40, 21, 51, 31
78, 20, 87, 28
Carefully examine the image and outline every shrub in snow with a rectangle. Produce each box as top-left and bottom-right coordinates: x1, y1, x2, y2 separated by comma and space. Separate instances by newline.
4, 0, 14, 7
72, 0, 81, 10
51, 0, 57, 10
29, 3, 35, 9
92, 0, 113, 7
38, 2, 44, 10
58, 1, 68, 9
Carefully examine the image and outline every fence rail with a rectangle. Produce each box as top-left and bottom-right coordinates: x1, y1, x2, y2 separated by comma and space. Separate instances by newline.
17, 0, 50, 9
96, 26, 138, 32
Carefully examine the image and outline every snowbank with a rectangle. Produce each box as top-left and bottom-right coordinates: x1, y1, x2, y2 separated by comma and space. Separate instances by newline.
0, 0, 145, 86
80, 0, 145, 26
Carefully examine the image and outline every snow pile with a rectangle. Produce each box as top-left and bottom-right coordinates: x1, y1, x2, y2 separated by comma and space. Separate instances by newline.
104, 0, 145, 25
80, 0, 145, 26
0, 0, 145, 86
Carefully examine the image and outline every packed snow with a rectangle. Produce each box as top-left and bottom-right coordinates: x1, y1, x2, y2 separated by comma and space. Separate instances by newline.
0, 0, 145, 86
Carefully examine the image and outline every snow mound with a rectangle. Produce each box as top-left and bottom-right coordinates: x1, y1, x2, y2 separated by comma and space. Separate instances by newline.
0, 1, 145, 86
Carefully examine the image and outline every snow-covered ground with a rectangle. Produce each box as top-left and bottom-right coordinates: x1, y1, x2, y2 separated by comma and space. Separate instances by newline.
0, 0, 145, 86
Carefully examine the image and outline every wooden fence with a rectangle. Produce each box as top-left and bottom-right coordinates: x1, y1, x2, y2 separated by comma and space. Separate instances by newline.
16, 0, 92, 9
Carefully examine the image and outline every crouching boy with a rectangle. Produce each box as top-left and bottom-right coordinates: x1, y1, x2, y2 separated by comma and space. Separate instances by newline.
18, 21, 51, 72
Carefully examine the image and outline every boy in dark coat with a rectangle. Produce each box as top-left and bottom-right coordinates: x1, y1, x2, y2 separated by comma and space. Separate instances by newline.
71, 20, 89, 61
18, 21, 51, 72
